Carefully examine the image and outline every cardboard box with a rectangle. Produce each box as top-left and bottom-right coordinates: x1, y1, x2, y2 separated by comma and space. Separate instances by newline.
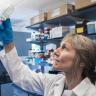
47, 4, 74, 20
31, 13, 47, 25
75, 0, 96, 10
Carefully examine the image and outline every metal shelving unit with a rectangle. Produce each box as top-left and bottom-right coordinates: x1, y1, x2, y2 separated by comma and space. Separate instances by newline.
26, 15, 77, 31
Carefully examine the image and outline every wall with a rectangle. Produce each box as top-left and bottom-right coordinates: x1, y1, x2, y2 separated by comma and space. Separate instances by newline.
13, 32, 31, 56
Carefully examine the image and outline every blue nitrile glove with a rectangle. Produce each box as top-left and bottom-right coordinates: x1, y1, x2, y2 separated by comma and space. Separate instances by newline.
0, 5, 14, 48
0, 20, 4, 30
0, 26, 3, 40
0, 21, 4, 48
2, 18, 13, 46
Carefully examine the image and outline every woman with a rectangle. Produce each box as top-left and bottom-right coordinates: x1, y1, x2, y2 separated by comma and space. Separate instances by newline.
0, 19, 96, 96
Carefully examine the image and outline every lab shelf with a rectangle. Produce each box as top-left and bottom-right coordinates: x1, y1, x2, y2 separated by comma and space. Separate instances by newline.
26, 15, 76, 31
27, 37, 63, 44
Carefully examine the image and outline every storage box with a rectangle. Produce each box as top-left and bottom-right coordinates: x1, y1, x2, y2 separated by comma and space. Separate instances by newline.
30, 13, 47, 25
47, 4, 74, 20
75, 0, 96, 10
87, 22, 96, 34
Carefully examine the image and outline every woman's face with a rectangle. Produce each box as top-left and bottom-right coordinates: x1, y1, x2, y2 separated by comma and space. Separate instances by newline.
51, 41, 76, 72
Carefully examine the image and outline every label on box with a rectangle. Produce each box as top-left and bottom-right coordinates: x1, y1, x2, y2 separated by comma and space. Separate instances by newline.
51, 8, 60, 18
76, 27, 84, 33
91, 0, 96, 3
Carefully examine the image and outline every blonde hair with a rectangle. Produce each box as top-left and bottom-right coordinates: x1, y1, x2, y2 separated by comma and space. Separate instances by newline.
62, 33, 96, 84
